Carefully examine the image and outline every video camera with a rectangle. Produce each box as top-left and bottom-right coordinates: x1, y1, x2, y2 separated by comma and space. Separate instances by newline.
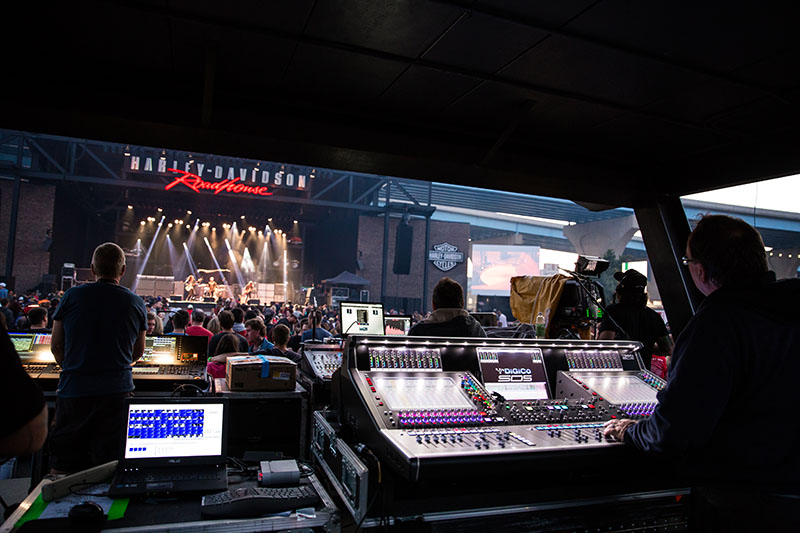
550, 256, 608, 339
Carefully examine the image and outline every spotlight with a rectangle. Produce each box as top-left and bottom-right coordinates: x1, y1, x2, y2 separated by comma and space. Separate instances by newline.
189, 154, 195, 164
140, 220, 146, 226
179, 220, 184, 225
157, 207, 163, 212
160, 150, 166, 161
268, 218, 272, 222
127, 205, 133, 210
212, 227, 216, 231
293, 220, 298, 224
124, 145, 131, 156
258, 230, 263, 236
187, 210, 192, 215
186, 224, 191, 229
240, 215, 246, 220
168, 223, 173, 228
174, 219, 180, 224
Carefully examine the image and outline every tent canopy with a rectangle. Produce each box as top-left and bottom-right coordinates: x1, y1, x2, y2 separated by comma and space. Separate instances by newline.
322, 271, 370, 286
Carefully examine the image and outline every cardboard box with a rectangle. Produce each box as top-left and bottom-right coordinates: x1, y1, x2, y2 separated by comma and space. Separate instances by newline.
226, 355, 297, 392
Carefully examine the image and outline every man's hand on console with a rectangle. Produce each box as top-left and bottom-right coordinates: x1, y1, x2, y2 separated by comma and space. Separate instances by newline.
603, 418, 638, 441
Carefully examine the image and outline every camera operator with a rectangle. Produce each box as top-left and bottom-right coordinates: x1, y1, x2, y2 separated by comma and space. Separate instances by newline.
597, 269, 672, 370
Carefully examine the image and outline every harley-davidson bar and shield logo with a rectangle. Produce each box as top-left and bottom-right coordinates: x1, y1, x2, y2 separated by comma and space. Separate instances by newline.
428, 242, 465, 272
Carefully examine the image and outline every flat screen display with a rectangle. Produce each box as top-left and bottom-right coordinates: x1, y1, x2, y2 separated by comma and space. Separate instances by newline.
10, 333, 34, 353
142, 336, 178, 364
141, 335, 208, 364
123, 402, 225, 459
340, 302, 384, 335
477, 348, 550, 400
469, 244, 541, 296
372, 376, 473, 410
384, 316, 411, 336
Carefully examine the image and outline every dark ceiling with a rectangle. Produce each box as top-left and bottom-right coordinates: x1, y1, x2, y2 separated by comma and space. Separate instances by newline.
4, 0, 800, 207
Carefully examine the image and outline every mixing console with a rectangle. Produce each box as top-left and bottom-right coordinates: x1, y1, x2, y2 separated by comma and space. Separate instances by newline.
22, 362, 61, 379
322, 335, 689, 525
17, 333, 209, 391
304, 350, 343, 381
337, 336, 650, 480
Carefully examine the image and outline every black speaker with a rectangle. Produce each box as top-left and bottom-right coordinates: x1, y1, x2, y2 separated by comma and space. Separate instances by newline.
247, 299, 260, 305
393, 223, 413, 275
204, 297, 216, 302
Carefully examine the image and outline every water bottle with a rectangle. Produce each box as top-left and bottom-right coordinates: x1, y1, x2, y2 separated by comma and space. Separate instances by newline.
535, 312, 546, 338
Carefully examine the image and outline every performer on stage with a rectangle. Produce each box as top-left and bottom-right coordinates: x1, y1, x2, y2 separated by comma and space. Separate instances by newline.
206, 276, 218, 298
241, 280, 256, 303
184, 275, 197, 300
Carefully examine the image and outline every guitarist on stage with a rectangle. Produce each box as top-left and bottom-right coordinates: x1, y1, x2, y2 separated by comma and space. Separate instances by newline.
184, 275, 197, 301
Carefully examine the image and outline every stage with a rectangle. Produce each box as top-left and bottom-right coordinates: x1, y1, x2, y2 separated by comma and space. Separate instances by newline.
165, 300, 218, 312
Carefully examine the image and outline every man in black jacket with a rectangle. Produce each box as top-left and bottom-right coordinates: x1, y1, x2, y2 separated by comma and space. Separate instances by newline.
408, 277, 486, 338
604, 215, 799, 529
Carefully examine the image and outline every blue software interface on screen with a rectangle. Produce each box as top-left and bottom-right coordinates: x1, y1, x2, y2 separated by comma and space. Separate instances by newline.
124, 403, 224, 459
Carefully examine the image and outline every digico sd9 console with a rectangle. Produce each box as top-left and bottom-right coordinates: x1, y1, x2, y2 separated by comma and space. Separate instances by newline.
337, 336, 647, 481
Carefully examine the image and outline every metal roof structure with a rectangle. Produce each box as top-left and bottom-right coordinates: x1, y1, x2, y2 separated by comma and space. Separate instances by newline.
3, 1, 799, 207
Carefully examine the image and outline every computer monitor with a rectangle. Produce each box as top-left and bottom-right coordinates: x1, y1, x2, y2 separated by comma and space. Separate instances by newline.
384, 315, 412, 336
122, 398, 227, 461
142, 335, 179, 364
9, 333, 34, 354
142, 335, 209, 365
178, 335, 209, 364
340, 301, 385, 336
477, 347, 550, 400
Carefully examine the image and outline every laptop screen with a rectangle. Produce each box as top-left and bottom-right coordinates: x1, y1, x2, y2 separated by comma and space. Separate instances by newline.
340, 301, 384, 335
123, 400, 225, 459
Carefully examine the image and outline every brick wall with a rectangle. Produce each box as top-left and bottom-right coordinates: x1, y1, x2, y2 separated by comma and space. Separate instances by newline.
0, 180, 56, 293
357, 215, 470, 313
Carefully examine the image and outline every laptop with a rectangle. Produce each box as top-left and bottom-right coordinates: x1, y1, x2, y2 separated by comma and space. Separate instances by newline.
108, 397, 229, 497
340, 301, 385, 336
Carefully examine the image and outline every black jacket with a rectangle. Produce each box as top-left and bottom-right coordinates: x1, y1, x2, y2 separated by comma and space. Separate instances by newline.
625, 272, 800, 491
407, 309, 486, 338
